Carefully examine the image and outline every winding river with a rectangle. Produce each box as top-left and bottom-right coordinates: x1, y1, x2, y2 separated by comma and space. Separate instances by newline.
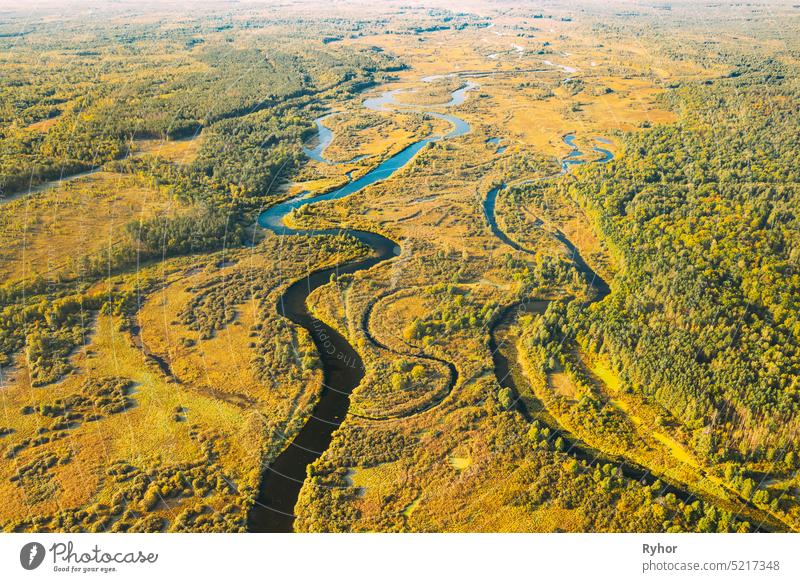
247, 73, 780, 532
302, 112, 368, 165
248, 75, 639, 531
246, 227, 398, 532
482, 134, 614, 458
479, 146, 728, 512
248, 79, 475, 532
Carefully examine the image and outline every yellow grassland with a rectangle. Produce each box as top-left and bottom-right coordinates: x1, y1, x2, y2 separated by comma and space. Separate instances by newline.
0, 171, 188, 283
0, 230, 369, 529
132, 135, 203, 165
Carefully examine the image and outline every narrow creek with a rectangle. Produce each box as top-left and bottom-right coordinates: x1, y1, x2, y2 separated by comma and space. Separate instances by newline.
481, 147, 714, 505
487, 301, 700, 504
483, 135, 628, 479
482, 145, 780, 530
482, 132, 612, 298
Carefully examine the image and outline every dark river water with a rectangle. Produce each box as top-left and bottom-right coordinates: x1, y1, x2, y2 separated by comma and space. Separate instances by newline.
248, 78, 474, 532
246, 75, 702, 533
246, 228, 398, 532
479, 144, 780, 530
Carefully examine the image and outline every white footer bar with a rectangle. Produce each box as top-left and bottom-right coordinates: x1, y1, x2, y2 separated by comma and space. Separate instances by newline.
1, 533, 797, 581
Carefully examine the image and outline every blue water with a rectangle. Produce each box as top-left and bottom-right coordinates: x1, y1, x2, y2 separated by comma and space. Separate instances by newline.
260, 80, 474, 233
263, 78, 614, 240
303, 114, 335, 162
426, 111, 471, 139
487, 137, 506, 154
561, 134, 614, 170
592, 139, 614, 163
364, 80, 477, 111
303, 113, 369, 165
362, 90, 404, 112
441, 81, 477, 107
260, 138, 437, 232
561, 134, 585, 171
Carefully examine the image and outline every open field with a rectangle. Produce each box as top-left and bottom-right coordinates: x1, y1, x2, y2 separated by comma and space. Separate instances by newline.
0, 172, 190, 284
